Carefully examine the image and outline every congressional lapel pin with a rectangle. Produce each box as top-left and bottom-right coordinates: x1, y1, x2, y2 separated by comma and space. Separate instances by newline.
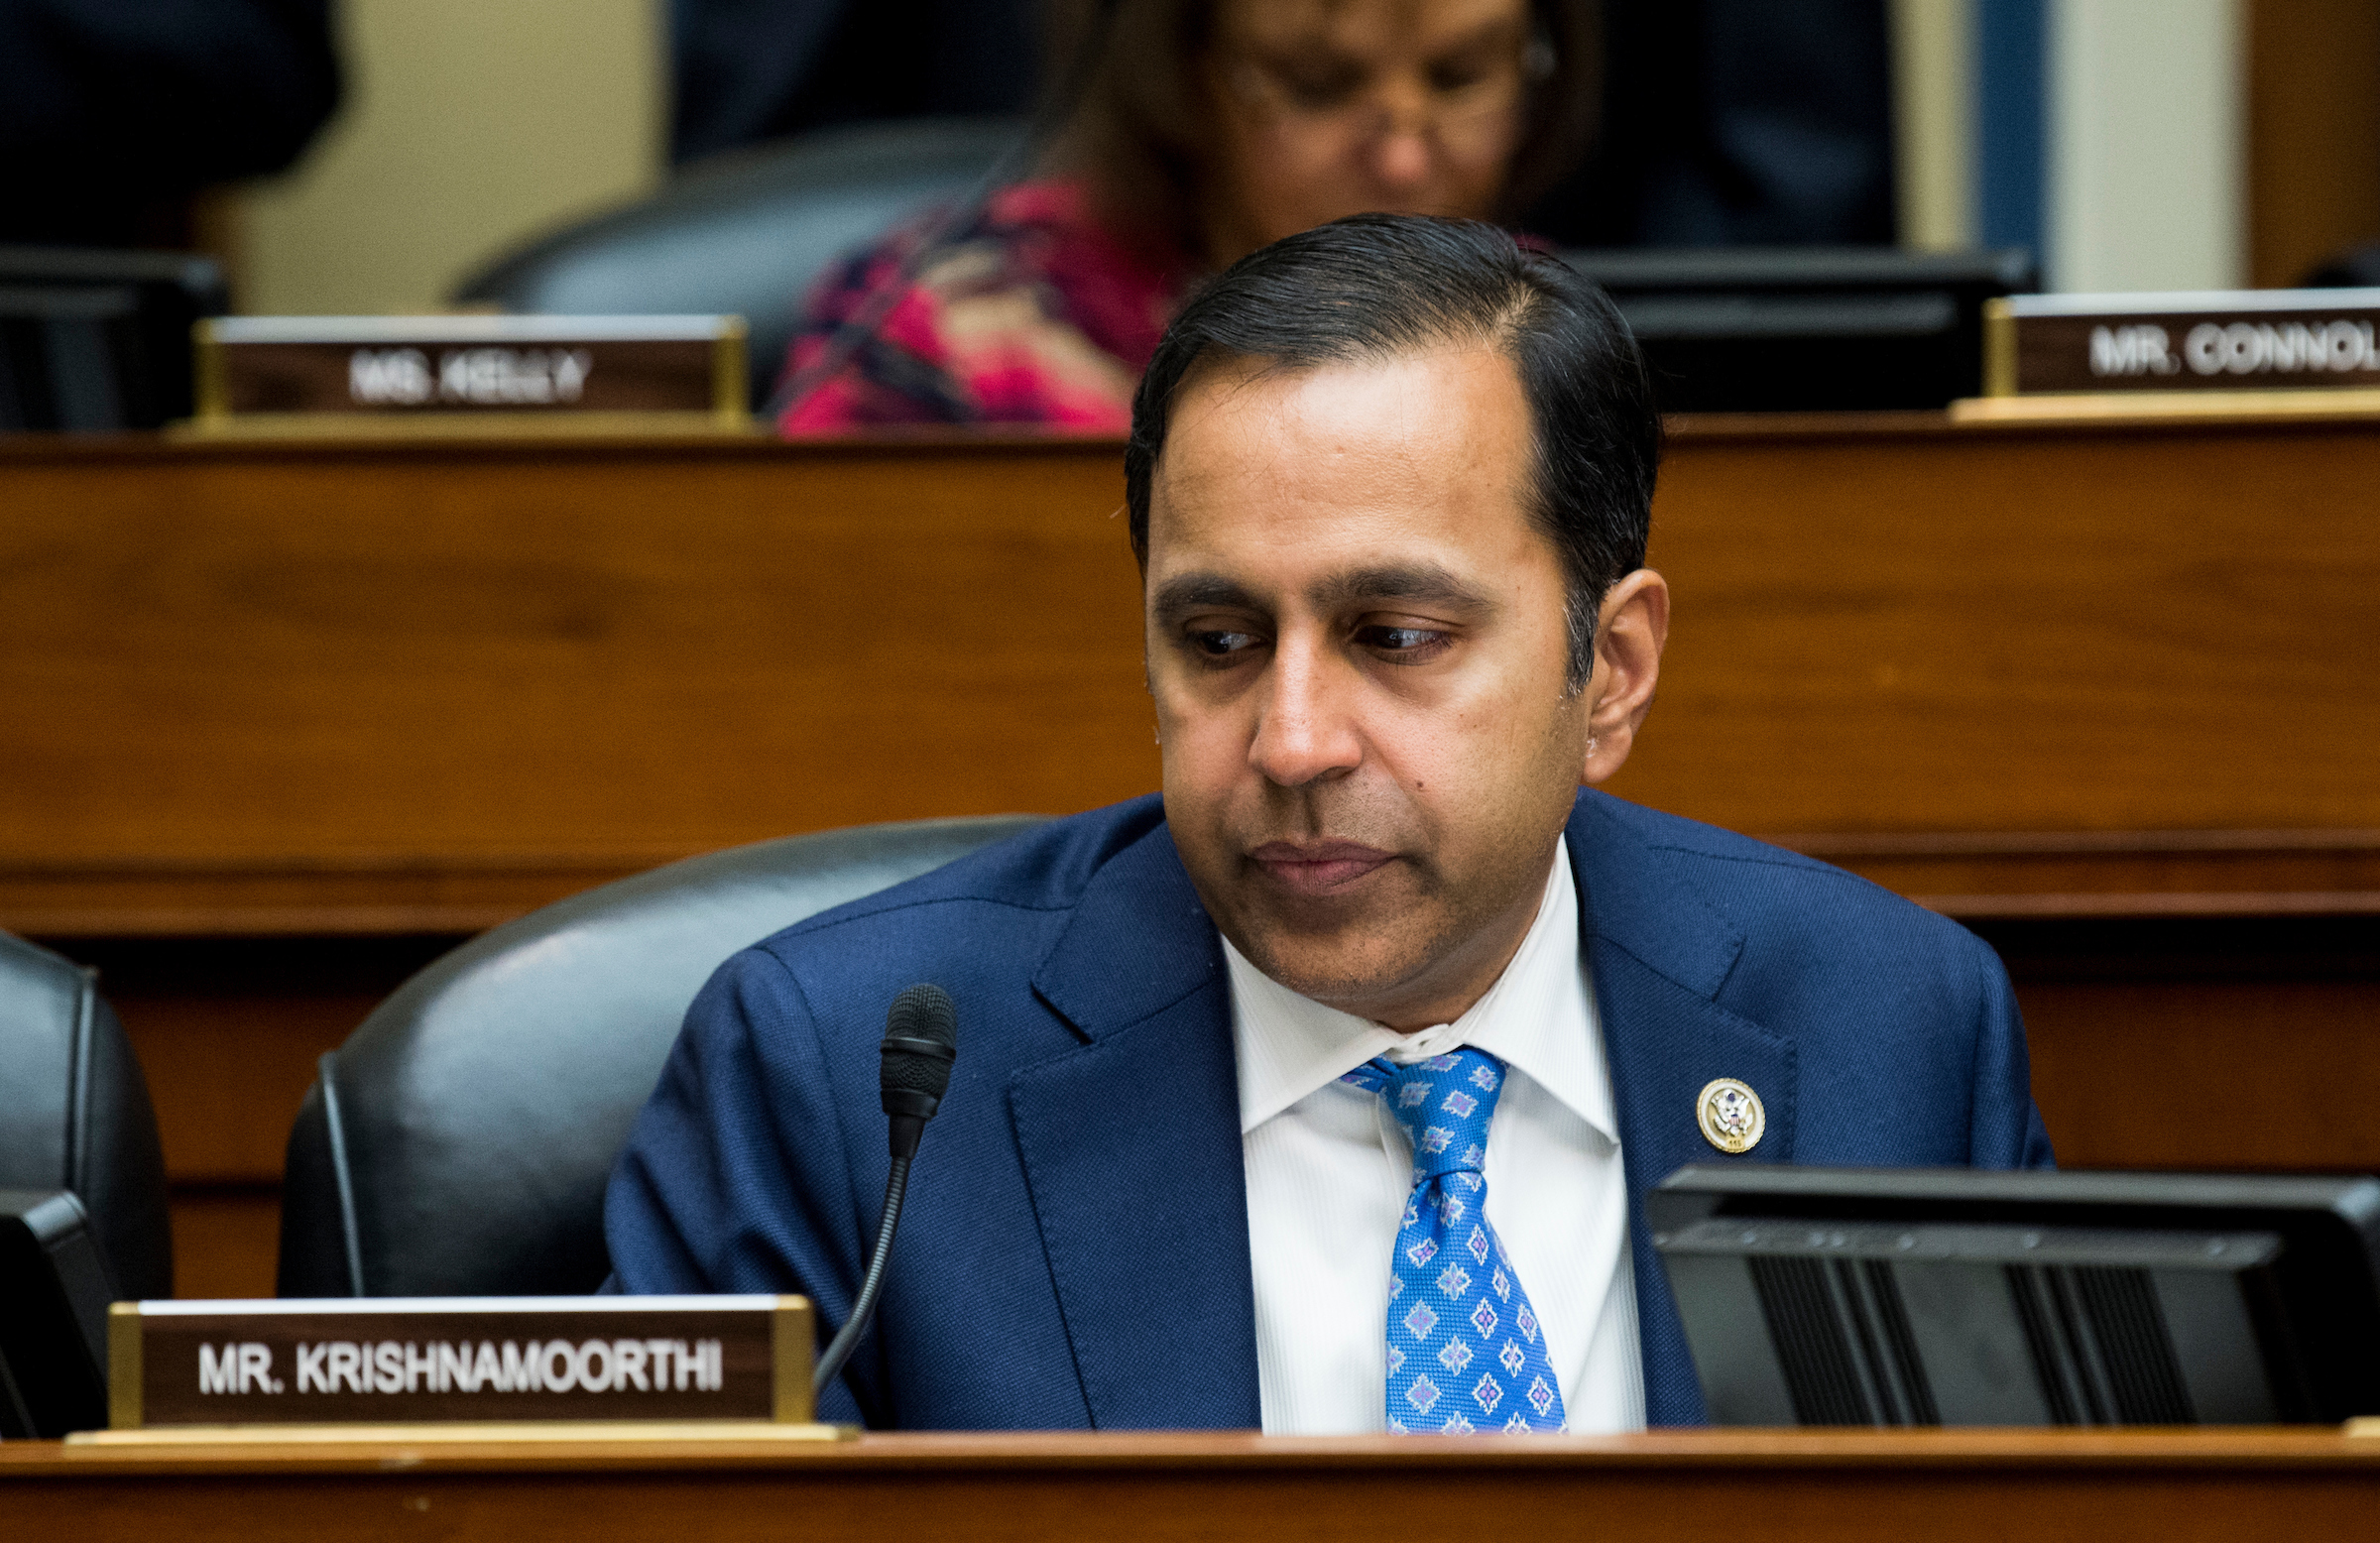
1696, 1078, 1765, 1154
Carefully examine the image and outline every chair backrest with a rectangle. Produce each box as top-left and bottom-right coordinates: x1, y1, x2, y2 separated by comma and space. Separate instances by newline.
276, 815, 1045, 1297
451, 117, 1025, 407
0, 933, 173, 1300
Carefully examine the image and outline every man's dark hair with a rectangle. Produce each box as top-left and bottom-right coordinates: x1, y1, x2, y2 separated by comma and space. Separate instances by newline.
1125, 214, 1660, 690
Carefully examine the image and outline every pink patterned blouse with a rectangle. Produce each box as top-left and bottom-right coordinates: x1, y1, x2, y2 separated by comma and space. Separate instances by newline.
775, 179, 1194, 437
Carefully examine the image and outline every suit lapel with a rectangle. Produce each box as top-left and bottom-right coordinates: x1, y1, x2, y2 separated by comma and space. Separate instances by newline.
1570, 793, 1799, 1427
1009, 822, 1261, 1429
1007, 795, 1796, 1431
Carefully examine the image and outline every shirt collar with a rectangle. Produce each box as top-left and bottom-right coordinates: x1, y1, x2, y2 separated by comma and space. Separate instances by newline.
1226, 836, 1616, 1142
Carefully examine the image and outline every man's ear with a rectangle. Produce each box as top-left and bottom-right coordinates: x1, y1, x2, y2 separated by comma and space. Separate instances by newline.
1581, 569, 1670, 785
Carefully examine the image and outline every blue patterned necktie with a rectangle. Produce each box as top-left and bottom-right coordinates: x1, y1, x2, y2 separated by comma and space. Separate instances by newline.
1340, 1046, 1567, 1433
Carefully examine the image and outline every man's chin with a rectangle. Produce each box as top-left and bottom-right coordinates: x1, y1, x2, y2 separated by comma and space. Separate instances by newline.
1229, 922, 1435, 1019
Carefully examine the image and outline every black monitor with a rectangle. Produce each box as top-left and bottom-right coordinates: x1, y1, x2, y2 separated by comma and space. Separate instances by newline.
1562, 247, 2035, 414
1649, 1166, 2380, 1426
0, 1190, 114, 1437
0, 246, 229, 431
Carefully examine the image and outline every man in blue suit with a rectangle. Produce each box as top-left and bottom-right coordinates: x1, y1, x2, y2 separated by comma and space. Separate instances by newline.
605, 215, 2053, 1433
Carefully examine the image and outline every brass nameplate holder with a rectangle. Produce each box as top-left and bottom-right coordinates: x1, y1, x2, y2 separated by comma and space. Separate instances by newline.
186, 314, 755, 436
76, 1294, 844, 1446
1969, 289, 2380, 415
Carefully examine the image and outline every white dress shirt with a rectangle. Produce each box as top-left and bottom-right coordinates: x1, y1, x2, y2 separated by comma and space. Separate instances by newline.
1227, 837, 1644, 1435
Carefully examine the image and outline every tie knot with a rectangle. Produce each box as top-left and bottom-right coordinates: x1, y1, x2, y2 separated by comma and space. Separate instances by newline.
1341, 1045, 1507, 1181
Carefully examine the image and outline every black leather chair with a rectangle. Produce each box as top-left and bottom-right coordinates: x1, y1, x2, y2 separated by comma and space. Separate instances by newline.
452, 117, 1024, 407
276, 815, 1044, 1298
2305, 242, 2380, 289
0, 933, 173, 1300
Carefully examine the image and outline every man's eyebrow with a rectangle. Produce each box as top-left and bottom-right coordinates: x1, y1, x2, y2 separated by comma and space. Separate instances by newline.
1307, 563, 1494, 614
1151, 572, 1262, 621
1149, 563, 1493, 622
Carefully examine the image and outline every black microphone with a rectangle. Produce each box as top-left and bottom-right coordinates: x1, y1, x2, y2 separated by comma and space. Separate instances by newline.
878, 983, 959, 1161
813, 984, 958, 1393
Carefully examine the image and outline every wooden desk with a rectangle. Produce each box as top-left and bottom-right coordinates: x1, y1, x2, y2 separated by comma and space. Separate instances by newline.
4, 413, 2377, 932
4, 1429, 2379, 1542
3, 411, 2376, 1293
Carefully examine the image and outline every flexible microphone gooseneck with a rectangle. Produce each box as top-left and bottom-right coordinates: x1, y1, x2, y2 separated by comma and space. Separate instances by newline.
813, 983, 959, 1393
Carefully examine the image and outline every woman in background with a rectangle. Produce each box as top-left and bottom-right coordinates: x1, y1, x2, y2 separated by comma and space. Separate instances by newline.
775, 0, 1597, 435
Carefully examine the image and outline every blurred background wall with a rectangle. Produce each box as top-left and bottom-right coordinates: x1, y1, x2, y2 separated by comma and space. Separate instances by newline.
2048, 0, 2242, 292
205, 0, 2377, 310
230, 0, 664, 314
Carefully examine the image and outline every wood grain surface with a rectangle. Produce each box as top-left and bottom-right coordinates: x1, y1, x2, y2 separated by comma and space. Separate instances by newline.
4, 414, 2377, 935
2247, 0, 2380, 288
1622, 414, 2380, 838
0, 433, 1151, 931
3, 1429, 2379, 1543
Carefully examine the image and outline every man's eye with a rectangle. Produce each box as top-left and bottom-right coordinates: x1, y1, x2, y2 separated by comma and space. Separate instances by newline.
1357, 625, 1449, 656
1193, 630, 1263, 657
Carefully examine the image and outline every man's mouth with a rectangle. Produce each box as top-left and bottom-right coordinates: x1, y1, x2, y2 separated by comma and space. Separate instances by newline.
1247, 839, 1395, 896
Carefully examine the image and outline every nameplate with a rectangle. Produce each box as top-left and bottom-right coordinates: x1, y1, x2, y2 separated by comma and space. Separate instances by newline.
1985, 290, 2380, 395
190, 315, 750, 429
110, 1295, 811, 1428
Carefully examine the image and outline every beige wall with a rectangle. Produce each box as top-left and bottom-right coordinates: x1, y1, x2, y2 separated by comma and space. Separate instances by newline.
2049, 0, 2245, 292
1891, 0, 1974, 252
235, 0, 665, 315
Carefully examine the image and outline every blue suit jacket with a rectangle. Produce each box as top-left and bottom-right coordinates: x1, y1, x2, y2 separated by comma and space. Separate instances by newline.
605, 790, 2054, 1428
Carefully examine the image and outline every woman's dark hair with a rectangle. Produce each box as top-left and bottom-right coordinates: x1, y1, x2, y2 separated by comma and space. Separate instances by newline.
1043, 0, 1601, 260
1125, 214, 1660, 690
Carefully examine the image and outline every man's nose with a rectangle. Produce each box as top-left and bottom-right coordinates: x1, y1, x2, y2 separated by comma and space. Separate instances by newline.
1248, 636, 1364, 787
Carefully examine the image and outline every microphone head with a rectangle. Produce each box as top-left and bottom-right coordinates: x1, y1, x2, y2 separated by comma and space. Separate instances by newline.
880, 983, 958, 1128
